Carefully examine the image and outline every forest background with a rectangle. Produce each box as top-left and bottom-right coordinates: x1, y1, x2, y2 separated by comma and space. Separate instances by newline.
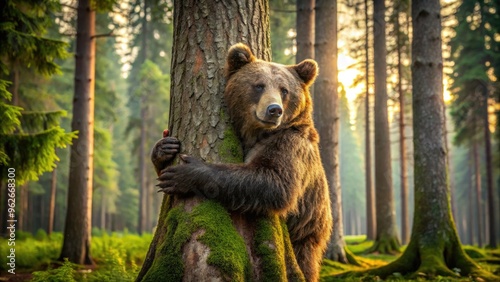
0, 0, 499, 280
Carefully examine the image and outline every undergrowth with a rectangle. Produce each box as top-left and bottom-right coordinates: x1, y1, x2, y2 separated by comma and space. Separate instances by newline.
1, 232, 498, 281
0, 229, 151, 281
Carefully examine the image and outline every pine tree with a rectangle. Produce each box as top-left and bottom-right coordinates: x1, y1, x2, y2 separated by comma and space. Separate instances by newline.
0, 0, 75, 235
371, 0, 401, 254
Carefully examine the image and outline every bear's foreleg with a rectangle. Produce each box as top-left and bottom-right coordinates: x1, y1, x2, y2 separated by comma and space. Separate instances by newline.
156, 154, 302, 216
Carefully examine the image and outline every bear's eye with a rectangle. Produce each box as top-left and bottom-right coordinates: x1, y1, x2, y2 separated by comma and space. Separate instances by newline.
281, 88, 289, 96
254, 84, 265, 92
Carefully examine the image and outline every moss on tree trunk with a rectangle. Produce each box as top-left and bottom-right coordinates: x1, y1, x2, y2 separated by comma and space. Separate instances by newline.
135, 1, 304, 281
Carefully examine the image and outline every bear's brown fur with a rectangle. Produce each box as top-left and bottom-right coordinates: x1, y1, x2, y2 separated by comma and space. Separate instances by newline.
153, 43, 332, 282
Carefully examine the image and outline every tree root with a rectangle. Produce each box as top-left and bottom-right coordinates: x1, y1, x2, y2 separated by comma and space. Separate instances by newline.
334, 239, 500, 281
367, 235, 400, 255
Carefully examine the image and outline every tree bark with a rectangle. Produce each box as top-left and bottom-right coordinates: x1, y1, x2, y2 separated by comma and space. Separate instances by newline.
371, 0, 400, 254
296, 0, 314, 63
395, 9, 409, 246
136, 1, 304, 281
314, 0, 346, 264
59, 0, 95, 265
364, 0, 376, 241
48, 167, 57, 235
342, 0, 498, 279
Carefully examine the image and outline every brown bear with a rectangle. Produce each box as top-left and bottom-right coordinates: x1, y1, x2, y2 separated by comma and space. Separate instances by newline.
151, 43, 332, 282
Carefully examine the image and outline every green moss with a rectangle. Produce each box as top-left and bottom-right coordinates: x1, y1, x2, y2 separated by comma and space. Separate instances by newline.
254, 215, 287, 281
281, 221, 306, 281
141, 201, 252, 282
141, 206, 192, 282
192, 201, 251, 281
218, 110, 243, 163
368, 235, 401, 255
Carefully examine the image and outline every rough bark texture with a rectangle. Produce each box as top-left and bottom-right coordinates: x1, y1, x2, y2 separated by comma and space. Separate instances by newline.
340, 1, 498, 279
295, 0, 314, 63
364, 0, 375, 241
314, 0, 345, 264
395, 11, 409, 245
59, 0, 95, 265
136, 1, 304, 281
371, 0, 400, 254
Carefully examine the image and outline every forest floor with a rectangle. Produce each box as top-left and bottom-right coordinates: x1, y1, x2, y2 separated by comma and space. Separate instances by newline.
321, 235, 500, 281
0, 232, 498, 281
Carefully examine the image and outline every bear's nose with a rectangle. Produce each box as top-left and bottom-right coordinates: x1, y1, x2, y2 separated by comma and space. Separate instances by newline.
267, 104, 283, 117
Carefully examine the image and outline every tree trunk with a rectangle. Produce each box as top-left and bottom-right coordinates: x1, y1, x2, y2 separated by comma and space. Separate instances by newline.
138, 102, 147, 234
364, 0, 376, 241
472, 140, 484, 247
481, 84, 497, 248
48, 167, 57, 236
396, 9, 409, 246
296, 0, 314, 63
136, 1, 304, 281
347, 1, 498, 279
371, 0, 400, 254
59, 0, 95, 265
314, 0, 347, 264
137, 0, 149, 235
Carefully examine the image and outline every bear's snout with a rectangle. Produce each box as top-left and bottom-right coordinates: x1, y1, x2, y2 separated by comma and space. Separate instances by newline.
267, 104, 283, 118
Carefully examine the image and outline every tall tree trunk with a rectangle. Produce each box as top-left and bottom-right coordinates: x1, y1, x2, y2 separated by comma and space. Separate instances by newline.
472, 140, 483, 247
467, 151, 475, 245
481, 84, 497, 248
371, 0, 400, 254
137, 0, 149, 236
136, 1, 304, 281
59, 0, 95, 265
315, 0, 347, 264
48, 167, 57, 235
296, 0, 314, 63
396, 8, 409, 246
138, 103, 147, 234
348, 1, 497, 279
364, 0, 376, 241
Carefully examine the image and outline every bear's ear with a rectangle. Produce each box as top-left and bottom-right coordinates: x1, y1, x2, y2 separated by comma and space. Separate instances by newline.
225, 43, 256, 79
294, 59, 318, 86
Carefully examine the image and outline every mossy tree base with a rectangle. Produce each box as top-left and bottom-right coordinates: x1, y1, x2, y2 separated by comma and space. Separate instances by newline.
344, 247, 361, 266
136, 196, 305, 282
337, 234, 499, 281
367, 235, 401, 255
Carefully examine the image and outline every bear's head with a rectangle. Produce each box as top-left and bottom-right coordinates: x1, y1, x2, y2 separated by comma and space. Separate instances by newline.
224, 43, 318, 142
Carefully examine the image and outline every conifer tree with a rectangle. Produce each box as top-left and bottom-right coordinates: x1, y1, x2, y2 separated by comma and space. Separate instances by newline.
0, 0, 75, 235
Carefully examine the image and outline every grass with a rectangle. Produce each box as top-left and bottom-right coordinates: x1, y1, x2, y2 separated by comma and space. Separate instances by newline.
0, 229, 152, 281
0, 232, 498, 281
321, 235, 500, 282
